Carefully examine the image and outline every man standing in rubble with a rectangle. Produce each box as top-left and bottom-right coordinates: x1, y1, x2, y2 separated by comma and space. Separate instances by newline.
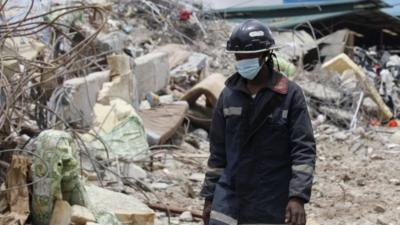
200, 19, 316, 225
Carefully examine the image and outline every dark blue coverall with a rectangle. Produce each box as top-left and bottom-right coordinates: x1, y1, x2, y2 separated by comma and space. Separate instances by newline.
200, 71, 316, 225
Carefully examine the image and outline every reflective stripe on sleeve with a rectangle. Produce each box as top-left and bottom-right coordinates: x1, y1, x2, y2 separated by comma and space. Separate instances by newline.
292, 164, 314, 174
210, 211, 238, 225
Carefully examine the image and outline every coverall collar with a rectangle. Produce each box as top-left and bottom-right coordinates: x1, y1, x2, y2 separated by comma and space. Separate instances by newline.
225, 70, 288, 95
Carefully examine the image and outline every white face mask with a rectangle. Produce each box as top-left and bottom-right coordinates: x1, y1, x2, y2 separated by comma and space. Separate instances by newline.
235, 57, 265, 80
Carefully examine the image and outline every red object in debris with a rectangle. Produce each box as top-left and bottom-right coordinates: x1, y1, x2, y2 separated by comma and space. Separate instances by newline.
388, 120, 398, 127
180, 9, 192, 21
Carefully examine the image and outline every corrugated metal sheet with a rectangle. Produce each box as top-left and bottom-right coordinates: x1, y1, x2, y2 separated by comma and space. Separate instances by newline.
209, 0, 387, 13
227, 10, 352, 28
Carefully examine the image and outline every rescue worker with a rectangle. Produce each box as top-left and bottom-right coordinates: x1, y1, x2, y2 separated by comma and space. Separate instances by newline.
200, 19, 316, 225
380, 62, 396, 113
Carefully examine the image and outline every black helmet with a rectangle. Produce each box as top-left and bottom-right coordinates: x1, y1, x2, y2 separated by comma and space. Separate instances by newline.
226, 19, 277, 53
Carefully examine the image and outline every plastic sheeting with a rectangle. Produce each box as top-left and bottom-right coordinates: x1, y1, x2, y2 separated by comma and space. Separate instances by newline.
88, 99, 150, 162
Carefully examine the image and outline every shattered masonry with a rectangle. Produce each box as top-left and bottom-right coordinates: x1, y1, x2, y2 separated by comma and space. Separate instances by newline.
1, 0, 400, 225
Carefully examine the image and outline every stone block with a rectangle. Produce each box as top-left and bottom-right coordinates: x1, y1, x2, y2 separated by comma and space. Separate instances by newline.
71, 205, 96, 225
62, 70, 110, 127
133, 52, 169, 100
86, 185, 155, 225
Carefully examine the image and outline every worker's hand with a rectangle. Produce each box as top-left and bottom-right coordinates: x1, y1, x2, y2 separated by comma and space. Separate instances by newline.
285, 197, 306, 225
203, 199, 212, 225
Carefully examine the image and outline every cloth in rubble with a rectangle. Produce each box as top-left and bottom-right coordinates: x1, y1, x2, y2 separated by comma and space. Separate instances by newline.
31, 130, 89, 225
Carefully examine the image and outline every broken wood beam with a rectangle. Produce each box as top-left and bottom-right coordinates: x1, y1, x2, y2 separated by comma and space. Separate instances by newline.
322, 53, 393, 121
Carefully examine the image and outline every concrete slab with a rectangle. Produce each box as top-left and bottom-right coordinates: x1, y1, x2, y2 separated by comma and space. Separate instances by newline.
133, 52, 169, 100
62, 70, 110, 127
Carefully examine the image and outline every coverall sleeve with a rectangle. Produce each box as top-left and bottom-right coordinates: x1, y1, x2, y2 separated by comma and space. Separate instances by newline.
200, 93, 226, 201
288, 86, 316, 203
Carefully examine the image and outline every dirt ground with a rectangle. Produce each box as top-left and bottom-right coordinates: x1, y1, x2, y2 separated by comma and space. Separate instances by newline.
309, 125, 400, 225
133, 123, 400, 225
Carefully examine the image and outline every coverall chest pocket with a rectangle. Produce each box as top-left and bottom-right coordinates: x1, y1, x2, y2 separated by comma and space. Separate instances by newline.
256, 117, 290, 158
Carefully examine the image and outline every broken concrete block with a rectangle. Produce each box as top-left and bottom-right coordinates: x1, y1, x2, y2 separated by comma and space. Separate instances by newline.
134, 52, 170, 100
61, 70, 110, 128
99, 31, 129, 52
298, 81, 341, 103
171, 52, 209, 81
191, 128, 208, 140
306, 217, 320, 225
139, 101, 189, 145
96, 212, 123, 225
73, 19, 130, 55
152, 44, 191, 69
97, 54, 138, 106
49, 200, 72, 225
121, 162, 147, 180
107, 54, 131, 79
150, 182, 170, 190
86, 185, 155, 225
319, 106, 353, 127
71, 205, 96, 225
390, 131, 400, 145
362, 97, 379, 116
179, 211, 193, 222
189, 173, 205, 182
130, 26, 152, 44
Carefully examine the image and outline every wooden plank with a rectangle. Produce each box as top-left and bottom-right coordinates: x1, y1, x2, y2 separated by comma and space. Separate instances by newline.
322, 53, 393, 120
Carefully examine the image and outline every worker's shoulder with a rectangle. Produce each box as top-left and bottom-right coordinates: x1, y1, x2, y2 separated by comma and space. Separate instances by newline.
287, 79, 304, 95
220, 85, 234, 98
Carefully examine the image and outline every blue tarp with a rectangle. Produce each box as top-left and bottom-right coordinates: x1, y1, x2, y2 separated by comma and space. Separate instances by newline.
383, 0, 400, 17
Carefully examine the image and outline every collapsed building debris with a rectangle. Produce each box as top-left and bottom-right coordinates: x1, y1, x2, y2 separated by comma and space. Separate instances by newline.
2, 0, 400, 225
323, 53, 393, 121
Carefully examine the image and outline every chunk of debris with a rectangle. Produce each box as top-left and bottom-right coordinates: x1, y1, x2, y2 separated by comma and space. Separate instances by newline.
181, 73, 226, 128
139, 101, 189, 145
71, 205, 96, 225
322, 53, 393, 120
171, 52, 209, 82
0, 155, 30, 225
152, 44, 191, 69
189, 173, 205, 182
49, 200, 72, 225
86, 185, 155, 225
179, 211, 193, 222
97, 54, 138, 106
298, 80, 341, 103
134, 52, 170, 100
87, 98, 149, 161
55, 70, 110, 128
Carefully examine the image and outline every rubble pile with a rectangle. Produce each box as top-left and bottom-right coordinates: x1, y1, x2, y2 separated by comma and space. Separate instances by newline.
1, 0, 400, 225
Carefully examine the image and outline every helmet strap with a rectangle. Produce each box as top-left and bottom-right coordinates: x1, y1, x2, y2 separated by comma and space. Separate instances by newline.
269, 51, 281, 73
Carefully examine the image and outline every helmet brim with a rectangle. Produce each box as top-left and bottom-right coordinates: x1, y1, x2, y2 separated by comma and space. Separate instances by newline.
225, 45, 281, 54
